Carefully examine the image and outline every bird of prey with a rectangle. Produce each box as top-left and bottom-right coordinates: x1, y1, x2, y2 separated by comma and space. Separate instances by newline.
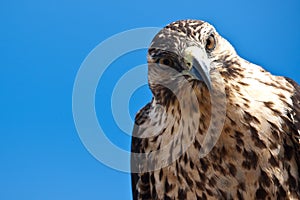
131, 19, 300, 199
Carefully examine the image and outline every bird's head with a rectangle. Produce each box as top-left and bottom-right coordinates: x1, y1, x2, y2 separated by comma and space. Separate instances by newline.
148, 20, 237, 104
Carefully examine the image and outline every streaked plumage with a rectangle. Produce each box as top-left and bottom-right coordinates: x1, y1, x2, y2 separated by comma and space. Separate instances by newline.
131, 20, 300, 199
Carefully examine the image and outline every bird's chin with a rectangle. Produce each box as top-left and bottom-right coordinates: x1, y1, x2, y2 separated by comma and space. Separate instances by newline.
180, 69, 207, 89
180, 74, 205, 88
192, 79, 207, 88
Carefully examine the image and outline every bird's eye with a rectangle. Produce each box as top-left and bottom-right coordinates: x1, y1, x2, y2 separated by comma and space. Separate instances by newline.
205, 34, 216, 52
158, 58, 173, 66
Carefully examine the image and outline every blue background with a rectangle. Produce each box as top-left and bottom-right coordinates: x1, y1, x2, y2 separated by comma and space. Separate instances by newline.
1, 0, 299, 199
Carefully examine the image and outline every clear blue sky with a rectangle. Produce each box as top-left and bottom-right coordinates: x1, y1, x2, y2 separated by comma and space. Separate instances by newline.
1, 0, 300, 199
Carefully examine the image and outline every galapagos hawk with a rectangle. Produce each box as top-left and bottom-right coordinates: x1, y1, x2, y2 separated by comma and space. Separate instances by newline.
131, 20, 300, 199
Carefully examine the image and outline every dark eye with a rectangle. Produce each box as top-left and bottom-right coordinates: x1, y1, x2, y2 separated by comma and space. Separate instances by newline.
205, 34, 216, 51
158, 58, 173, 66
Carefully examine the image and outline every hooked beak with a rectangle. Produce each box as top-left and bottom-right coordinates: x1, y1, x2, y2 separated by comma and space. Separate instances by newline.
183, 46, 212, 90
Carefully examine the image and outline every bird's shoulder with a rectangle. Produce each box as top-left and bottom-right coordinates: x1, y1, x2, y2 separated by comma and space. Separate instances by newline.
284, 77, 300, 142
131, 100, 153, 156
282, 77, 300, 187
285, 77, 300, 115
131, 101, 154, 200
134, 101, 153, 126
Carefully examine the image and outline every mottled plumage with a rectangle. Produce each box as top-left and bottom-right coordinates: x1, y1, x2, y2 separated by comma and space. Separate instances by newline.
131, 20, 300, 199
